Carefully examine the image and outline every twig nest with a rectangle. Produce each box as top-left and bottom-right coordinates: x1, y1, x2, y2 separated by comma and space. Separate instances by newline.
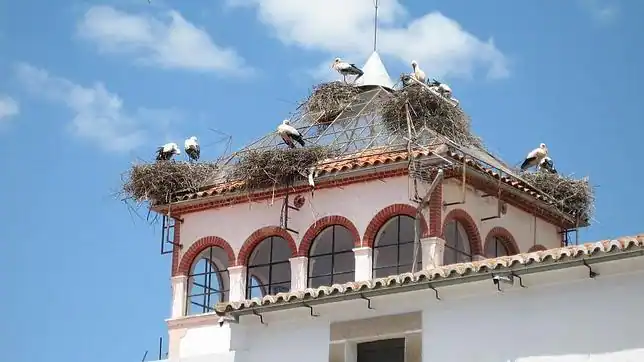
121, 161, 219, 204
305, 82, 361, 125
231, 146, 335, 191
381, 83, 482, 148
519, 171, 595, 223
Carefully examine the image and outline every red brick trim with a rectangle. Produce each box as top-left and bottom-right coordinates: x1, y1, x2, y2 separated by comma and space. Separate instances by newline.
176, 236, 236, 276
237, 226, 298, 266
429, 182, 443, 237
298, 215, 361, 256
171, 222, 181, 276
363, 204, 429, 248
441, 208, 483, 256
484, 227, 520, 255
528, 244, 547, 252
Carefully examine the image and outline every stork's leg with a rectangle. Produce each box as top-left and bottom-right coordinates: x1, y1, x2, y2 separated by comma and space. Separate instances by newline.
342, 75, 347, 83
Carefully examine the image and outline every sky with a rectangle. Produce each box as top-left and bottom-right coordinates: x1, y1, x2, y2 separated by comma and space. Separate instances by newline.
0, 0, 641, 361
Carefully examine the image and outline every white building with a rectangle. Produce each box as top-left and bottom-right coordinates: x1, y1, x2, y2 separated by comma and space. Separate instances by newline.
149, 54, 644, 362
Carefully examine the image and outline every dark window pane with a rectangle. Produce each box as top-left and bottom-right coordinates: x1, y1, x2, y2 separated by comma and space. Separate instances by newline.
271, 237, 292, 262
375, 217, 399, 246
186, 247, 231, 315
374, 266, 398, 278
398, 216, 415, 243
310, 254, 333, 277
309, 275, 332, 288
271, 262, 291, 284
334, 251, 354, 273
333, 271, 355, 285
374, 245, 398, 268
271, 283, 291, 294
310, 227, 334, 255
333, 226, 355, 252
248, 265, 270, 285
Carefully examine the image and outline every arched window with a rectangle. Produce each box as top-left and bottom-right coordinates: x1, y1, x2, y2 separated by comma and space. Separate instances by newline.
308, 225, 355, 287
485, 237, 510, 258
372, 215, 422, 278
246, 236, 292, 298
443, 220, 472, 265
186, 246, 229, 315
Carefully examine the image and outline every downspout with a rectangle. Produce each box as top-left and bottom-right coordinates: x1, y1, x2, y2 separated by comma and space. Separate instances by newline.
412, 169, 444, 273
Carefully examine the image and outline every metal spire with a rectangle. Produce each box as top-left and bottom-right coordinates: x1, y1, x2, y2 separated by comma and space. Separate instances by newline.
373, 0, 380, 52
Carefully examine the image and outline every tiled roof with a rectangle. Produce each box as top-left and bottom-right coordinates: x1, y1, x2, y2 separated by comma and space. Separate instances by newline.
215, 235, 644, 315
173, 146, 580, 221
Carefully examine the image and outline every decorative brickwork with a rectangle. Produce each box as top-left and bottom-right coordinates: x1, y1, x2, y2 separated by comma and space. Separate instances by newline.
528, 244, 547, 252
237, 226, 298, 266
484, 226, 520, 255
363, 204, 429, 248
298, 215, 361, 256
176, 236, 236, 276
441, 208, 483, 256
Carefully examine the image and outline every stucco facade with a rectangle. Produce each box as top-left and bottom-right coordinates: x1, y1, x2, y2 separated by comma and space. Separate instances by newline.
161, 254, 644, 362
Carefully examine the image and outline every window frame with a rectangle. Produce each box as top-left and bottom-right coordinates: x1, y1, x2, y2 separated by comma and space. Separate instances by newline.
372, 215, 422, 278
307, 224, 356, 288
443, 219, 473, 264
185, 246, 230, 315
245, 236, 292, 299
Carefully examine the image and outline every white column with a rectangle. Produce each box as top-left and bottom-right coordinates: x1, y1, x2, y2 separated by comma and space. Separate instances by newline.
170, 275, 187, 318
290, 256, 309, 291
344, 342, 358, 362
421, 237, 446, 269
353, 247, 373, 281
228, 266, 247, 301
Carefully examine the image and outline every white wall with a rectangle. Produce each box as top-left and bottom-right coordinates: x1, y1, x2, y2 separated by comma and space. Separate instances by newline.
179, 175, 561, 263
443, 179, 561, 250
422, 269, 644, 362
166, 257, 644, 362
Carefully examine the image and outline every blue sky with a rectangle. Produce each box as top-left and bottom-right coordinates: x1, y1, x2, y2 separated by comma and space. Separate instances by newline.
0, 0, 641, 361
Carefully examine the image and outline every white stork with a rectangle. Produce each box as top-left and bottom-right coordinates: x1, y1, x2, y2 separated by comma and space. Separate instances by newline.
332, 58, 364, 83
184, 136, 200, 162
410, 60, 426, 84
429, 79, 453, 98
538, 156, 557, 174
156, 142, 180, 161
277, 119, 305, 149
520, 143, 549, 171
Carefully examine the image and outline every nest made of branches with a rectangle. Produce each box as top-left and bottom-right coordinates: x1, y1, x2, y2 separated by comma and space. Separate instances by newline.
519, 171, 595, 222
231, 146, 336, 191
381, 82, 483, 148
121, 161, 219, 205
304, 81, 361, 125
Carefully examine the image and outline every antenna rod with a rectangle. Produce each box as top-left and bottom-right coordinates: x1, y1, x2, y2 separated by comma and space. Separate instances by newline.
373, 0, 379, 52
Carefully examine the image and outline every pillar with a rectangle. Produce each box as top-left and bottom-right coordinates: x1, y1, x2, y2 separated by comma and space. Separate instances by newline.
228, 265, 247, 301
353, 247, 373, 281
170, 275, 188, 318
420, 237, 446, 269
290, 256, 309, 291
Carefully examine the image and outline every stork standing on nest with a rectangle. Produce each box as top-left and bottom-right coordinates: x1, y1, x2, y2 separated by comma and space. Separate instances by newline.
184, 136, 200, 162
520, 143, 549, 171
156, 142, 180, 161
332, 58, 364, 84
277, 119, 305, 149
410, 60, 426, 84
539, 156, 557, 174
429, 79, 453, 98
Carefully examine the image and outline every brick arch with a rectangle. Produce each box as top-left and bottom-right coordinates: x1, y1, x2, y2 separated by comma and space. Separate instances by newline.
176, 236, 236, 276
237, 226, 298, 266
528, 244, 547, 252
484, 227, 520, 256
441, 208, 483, 256
298, 215, 361, 256
363, 204, 429, 248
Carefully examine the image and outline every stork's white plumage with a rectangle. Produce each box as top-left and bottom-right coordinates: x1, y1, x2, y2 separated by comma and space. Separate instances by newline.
332, 58, 364, 83
277, 119, 305, 149
184, 136, 200, 162
410, 60, 426, 83
538, 156, 557, 174
520, 143, 549, 171
156, 142, 180, 161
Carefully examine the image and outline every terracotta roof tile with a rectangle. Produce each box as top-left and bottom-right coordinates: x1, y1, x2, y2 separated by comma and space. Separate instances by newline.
215, 234, 644, 315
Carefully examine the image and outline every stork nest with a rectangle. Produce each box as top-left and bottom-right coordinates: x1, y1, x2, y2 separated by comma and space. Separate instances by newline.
121, 161, 219, 205
519, 171, 595, 223
231, 146, 336, 191
304, 81, 361, 125
381, 82, 483, 148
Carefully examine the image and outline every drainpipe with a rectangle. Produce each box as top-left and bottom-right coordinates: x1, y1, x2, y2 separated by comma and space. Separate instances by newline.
412, 169, 444, 273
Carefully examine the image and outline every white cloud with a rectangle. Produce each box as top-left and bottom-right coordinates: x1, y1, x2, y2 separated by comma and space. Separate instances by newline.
579, 0, 619, 24
15, 63, 179, 153
0, 95, 19, 121
78, 6, 251, 75
226, 0, 508, 80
